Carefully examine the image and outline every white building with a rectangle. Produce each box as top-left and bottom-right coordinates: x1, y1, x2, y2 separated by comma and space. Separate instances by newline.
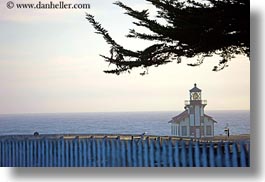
169, 84, 217, 138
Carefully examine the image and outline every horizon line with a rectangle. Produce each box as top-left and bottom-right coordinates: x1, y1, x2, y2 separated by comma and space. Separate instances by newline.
0, 109, 250, 115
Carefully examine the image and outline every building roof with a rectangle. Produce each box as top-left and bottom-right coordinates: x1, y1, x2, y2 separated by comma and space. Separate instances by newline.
204, 114, 217, 123
189, 83, 201, 92
169, 110, 189, 123
168, 110, 217, 123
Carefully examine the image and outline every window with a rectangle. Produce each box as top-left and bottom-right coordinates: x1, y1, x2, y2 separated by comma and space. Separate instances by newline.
206, 125, 211, 135
181, 126, 187, 136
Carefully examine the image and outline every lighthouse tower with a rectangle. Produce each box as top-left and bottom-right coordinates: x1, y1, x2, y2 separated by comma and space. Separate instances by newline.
185, 83, 207, 138
169, 84, 216, 138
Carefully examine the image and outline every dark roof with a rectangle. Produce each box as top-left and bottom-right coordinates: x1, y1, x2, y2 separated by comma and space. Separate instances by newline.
168, 111, 217, 123
168, 110, 188, 123
189, 83, 201, 92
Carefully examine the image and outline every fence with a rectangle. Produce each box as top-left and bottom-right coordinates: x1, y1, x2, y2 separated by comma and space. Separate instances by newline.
0, 134, 250, 167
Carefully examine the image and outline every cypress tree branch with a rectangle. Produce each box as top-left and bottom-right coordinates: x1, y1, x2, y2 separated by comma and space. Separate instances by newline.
86, 0, 249, 75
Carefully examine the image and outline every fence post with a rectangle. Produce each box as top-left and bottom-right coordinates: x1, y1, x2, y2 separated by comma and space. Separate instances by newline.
92, 137, 96, 167
52, 140, 56, 167
61, 137, 64, 167
4, 140, 8, 167
44, 138, 48, 167
37, 139, 41, 167
137, 138, 143, 167
161, 139, 167, 167
224, 142, 231, 167
65, 139, 69, 167
0, 140, 2, 167
101, 137, 106, 167
168, 138, 173, 167
180, 140, 187, 167
5, 140, 9, 167
209, 142, 215, 167
15, 140, 19, 167
75, 138, 79, 167
30, 140, 33, 167
188, 141, 193, 167
174, 141, 180, 167
22, 140, 26, 167
201, 142, 207, 167
126, 139, 132, 167
216, 142, 223, 167
33, 140, 37, 167
111, 138, 116, 167
106, 138, 111, 167
69, 139, 74, 167
149, 139, 155, 167
87, 138, 92, 167
155, 138, 161, 167
40, 139, 44, 167
83, 139, 87, 167
3, 140, 6, 167
121, 139, 126, 167
116, 137, 121, 167
97, 139, 101, 167
26, 139, 31, 167
57, 137, 60, 167
194, 141, 200, 167
11, 140, 15, 167
144, 138, 149, 167
232, 143, 238, 167
6, 139, 11, 167
132, 137, 137, 167
247, 142, 250, 167
240, 141, 247, 167
78, 138, 81, 167
8, 140, 12, 167
1, 140, 3, 166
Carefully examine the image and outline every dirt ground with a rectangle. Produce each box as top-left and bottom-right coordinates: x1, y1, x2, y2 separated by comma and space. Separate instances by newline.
213, 134, 250, 141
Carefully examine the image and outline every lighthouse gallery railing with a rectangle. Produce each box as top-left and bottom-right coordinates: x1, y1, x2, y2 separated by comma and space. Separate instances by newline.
185, 100, 207, 106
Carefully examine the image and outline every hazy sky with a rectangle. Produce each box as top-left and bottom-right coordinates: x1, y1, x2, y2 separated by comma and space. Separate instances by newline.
0, 0, 250, 114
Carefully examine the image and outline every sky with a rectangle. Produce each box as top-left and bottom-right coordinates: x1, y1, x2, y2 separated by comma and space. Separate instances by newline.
0, 0, 250, 114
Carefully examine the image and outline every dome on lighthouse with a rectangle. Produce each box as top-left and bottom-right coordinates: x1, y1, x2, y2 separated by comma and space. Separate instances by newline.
189, 83, 201, 92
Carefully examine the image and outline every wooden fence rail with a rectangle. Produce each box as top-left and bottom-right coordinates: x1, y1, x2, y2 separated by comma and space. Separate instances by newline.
0, 135, 250, 167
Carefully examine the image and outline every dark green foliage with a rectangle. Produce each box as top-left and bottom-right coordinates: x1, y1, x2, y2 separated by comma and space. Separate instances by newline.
86, 0, 249, 75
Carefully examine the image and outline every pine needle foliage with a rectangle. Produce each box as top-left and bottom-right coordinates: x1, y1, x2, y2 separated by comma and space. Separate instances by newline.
86, 0, 249, 75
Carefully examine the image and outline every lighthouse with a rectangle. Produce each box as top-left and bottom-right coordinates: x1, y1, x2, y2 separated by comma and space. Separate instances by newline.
169, 84, 217, 138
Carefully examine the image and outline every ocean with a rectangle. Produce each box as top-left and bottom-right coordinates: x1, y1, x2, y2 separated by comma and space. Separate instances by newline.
0, 110, 250, 136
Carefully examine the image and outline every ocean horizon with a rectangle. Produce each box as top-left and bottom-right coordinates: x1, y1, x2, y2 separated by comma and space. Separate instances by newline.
0, 110, 250, 136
